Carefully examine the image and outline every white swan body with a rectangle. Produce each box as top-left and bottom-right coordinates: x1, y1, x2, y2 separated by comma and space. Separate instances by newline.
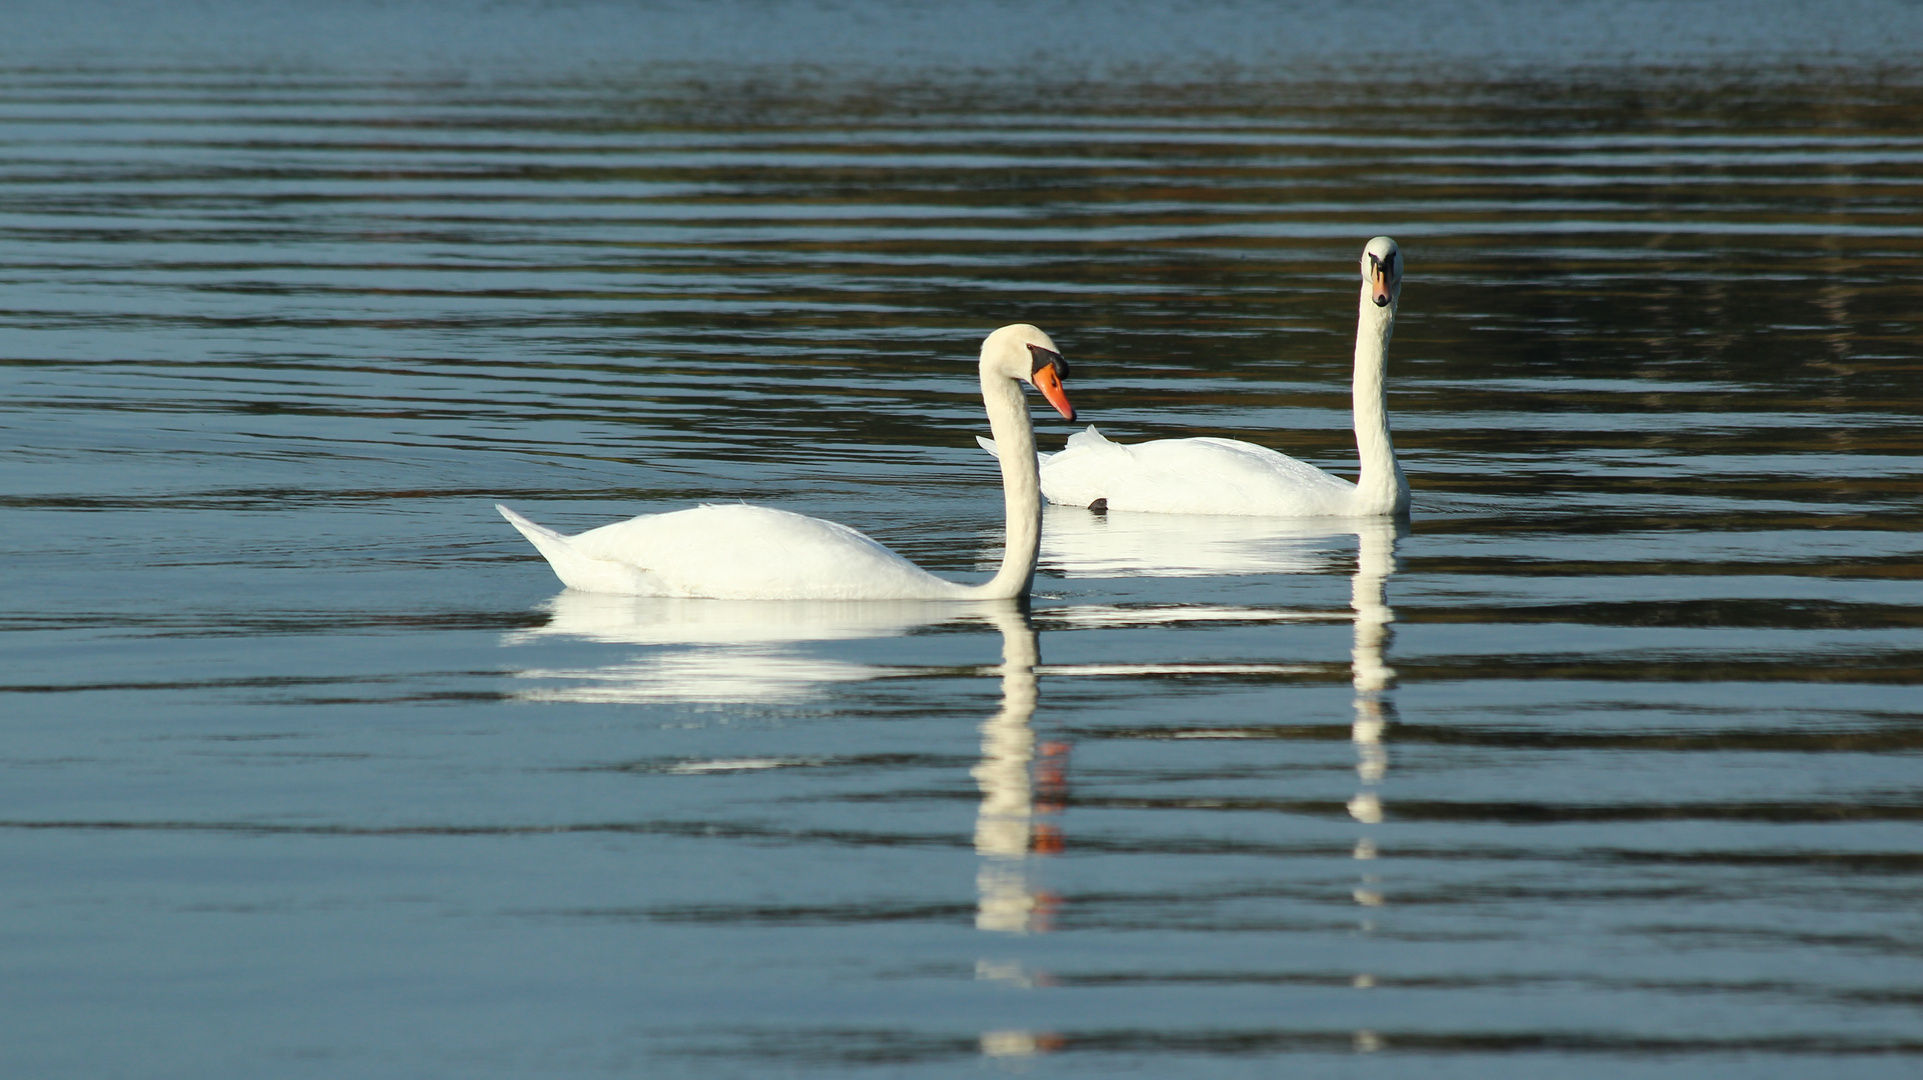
1026, 427, 1363, 516
988, 237, 1408, 518
498, 324, 1075, 601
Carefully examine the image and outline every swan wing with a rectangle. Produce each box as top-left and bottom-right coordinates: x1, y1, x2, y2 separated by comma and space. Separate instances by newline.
1037, 430, 1356, 516
1059, 424, 1118, 454
499, 503, 969, 600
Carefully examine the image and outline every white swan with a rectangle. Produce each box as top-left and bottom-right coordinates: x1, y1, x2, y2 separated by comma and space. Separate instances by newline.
984, 237, 1408, 517
496, 324, 1075, 600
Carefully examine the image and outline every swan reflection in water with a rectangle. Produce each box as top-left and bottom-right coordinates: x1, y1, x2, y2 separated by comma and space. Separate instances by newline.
503, 592, 1067, 924
1345, 519, 1398, 922
1039, 507, 1403, 912
1038, 502, 1366, 578
969, 606, 1071, 1060
505, 588, 1070, 1053
971, 603, 1065, 935
1042, 506, 1401, 1033
502, 592, 1004, 703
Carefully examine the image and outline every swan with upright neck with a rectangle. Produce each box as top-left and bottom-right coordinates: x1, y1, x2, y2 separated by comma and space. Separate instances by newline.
988, 237, 1408, 518
498, 324, 1074, 600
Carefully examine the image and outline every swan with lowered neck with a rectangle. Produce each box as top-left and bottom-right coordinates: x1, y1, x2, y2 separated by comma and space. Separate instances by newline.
986, 237, 1408, 518
497, 324, 1074, 600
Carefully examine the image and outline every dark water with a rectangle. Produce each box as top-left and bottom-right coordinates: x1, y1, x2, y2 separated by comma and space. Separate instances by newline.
4, 1, 1923, 1076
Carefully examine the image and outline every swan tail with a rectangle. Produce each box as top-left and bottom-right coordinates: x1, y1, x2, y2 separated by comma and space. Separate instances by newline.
497, 503, 566, 544
497, 503, 645, 593
496, 503, 582, 569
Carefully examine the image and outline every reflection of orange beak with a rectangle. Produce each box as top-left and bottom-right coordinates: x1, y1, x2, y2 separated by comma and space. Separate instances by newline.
1369, 265, 1394, 308
1033, 362, 1075, 420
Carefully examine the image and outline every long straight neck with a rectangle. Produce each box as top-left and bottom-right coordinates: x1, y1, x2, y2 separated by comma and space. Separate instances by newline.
970, 369, 1043, 600
1351, 290, 1409, 516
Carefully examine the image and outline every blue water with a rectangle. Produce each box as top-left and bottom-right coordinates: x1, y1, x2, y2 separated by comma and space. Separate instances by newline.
4, 1, 1922, 1076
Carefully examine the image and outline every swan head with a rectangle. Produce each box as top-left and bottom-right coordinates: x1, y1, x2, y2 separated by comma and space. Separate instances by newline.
982, 323, 1075, 421
1361, 236, 1402, 309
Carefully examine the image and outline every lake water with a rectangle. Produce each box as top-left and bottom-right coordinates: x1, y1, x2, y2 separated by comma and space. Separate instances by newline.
4, 1, 1923, 1076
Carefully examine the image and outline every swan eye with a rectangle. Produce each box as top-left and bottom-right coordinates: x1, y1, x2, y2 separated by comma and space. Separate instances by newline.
1027, 343, 1067, 379
1365, 250, 1400, 291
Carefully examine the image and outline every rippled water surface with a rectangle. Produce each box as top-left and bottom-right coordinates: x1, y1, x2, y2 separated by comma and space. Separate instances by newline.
5, 1, 1923, 1076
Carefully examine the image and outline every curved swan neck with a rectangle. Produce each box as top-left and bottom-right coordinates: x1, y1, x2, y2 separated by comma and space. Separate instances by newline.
1352, 289, 1409, 516
969, 366, 1044, 599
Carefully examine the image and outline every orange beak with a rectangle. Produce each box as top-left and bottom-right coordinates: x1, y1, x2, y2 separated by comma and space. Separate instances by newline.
1369, 263, 1394, 308
1032, 361, 1075, 421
